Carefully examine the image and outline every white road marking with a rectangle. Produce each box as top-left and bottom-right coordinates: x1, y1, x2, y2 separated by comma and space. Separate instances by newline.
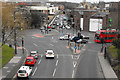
71, 55, 73, 59
49, 44, 54, 46
56, 60, 58, 66
33, 43, 38, 46
73, 61, 77, 68
57, 54, 58, 58
13, 74, 16, 78
77, 55, 80, 60
12, 64, 15, 66
52, 37, 54, 39
53, 68, 56, 77
55, 30, 59, 33
7, 71, 10, 73
38, 60, 41, 64
32, 37, 35, 39
41, 55, 43, 58
32, 67, 37, 76
3, 67, 8, 69
72, 70, 74, 78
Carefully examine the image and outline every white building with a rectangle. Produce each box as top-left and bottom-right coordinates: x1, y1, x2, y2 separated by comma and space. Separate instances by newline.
30, 6, 59, 15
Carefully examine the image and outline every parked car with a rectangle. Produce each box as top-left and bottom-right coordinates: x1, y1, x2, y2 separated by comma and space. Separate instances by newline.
77, 39, 88, 44
30, 51, 39, 59
45, 50, 55, 59
25, 56, 36, 66
17, 66, 32, 78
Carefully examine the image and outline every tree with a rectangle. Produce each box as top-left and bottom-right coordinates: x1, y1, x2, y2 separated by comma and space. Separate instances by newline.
1, 2, 31, 46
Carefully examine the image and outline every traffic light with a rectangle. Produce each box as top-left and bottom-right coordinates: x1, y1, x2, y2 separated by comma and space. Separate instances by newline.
108, 17, 112, 27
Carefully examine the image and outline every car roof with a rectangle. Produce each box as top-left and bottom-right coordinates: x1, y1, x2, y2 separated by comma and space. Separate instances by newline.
26, 56, 34, 59
19, 66, 29, 71
31, 51, 37, 53
47, 50, 53, 52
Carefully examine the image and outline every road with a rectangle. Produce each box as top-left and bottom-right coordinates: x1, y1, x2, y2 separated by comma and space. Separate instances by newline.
3, 14, 105, 79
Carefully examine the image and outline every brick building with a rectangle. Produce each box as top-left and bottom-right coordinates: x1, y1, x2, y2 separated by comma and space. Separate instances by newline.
109, 2, 120, 30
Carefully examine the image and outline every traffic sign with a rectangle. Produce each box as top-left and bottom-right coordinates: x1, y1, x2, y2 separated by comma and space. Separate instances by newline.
74, 46, 77, 49
62, 33, 65, 36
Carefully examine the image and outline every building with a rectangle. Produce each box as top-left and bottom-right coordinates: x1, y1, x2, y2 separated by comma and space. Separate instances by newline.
109, 2, 120, 30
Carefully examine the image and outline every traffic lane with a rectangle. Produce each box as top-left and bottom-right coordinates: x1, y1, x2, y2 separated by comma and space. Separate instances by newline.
31, 56, 57, 78
52, 40, 73, 78
75, 42, 104, 78
54, 55, 73, 78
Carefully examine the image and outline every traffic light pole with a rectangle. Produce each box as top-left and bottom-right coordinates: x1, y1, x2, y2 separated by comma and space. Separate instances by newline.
22, 38, 24, 54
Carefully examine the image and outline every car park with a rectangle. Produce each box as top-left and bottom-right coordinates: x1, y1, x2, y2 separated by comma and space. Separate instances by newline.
25, 56, 36, 66
30, 51, 39, 59
17, 66, 32, 78
45, 50, 55, 59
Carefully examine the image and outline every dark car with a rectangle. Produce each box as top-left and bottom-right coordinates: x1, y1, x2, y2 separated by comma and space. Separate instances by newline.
77, 39, 88, 44
70, 36, 80, 42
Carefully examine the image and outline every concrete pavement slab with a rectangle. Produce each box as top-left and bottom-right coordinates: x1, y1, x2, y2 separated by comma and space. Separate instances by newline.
98, 53, 118, 79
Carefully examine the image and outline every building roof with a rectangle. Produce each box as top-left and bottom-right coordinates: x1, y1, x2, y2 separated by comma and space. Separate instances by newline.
92, 12, 109, 18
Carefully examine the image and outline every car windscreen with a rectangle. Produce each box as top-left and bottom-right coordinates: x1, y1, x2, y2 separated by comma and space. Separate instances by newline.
26, 59, 33, 61
48, 52, 53, 54
18, 70, 26, 73
31, 53, 36, 55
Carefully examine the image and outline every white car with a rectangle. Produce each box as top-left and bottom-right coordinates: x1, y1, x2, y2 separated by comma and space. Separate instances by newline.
30, 51, 39, 59
65, 25, 71, 29
59, 35, 69, 40
45, 50, 55, 59
17, 66, 32, 78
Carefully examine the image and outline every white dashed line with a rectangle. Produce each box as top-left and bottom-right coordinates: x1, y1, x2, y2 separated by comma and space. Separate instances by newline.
72, 70, 74, 78
38, 60, 41, 64
56, 60, 58, 66
53, 68, 56, 77
33, 43, 38, 46
41, 55, 43, 58
77, 55, 80, 60
71, 55, 73, 59
7, 71, 10, 73
3, 67, 8, 69
13, 74, 16, 78
32, 67, 37, 76
49, 44, 54, 46
57, 54, 58, 58
52, 37, 54, 39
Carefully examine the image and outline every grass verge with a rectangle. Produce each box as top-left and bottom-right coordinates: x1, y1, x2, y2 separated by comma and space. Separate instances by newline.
0, 43, 15, 69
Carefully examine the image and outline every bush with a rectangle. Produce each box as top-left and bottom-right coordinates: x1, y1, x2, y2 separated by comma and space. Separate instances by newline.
112, 38, 120, 49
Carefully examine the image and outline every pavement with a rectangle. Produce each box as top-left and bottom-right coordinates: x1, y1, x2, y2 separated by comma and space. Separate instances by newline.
0, 44, 27, 80
98, 52, 118, 79
69, 37, 118, 79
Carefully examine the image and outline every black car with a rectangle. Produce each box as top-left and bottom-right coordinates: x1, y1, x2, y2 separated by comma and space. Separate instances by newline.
76, 39, 88, 44
70, 36, 80, 42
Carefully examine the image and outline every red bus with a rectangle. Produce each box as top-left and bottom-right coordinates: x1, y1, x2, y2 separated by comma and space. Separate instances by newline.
94, 29, 118, 43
